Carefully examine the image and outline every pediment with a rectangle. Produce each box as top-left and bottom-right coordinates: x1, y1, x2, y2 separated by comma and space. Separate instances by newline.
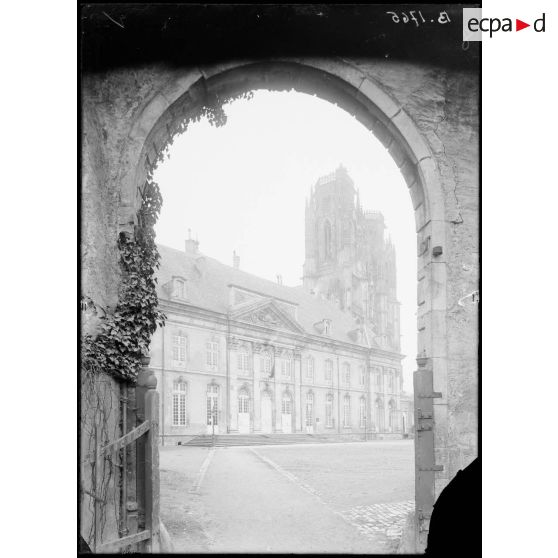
230, 299, 305, 334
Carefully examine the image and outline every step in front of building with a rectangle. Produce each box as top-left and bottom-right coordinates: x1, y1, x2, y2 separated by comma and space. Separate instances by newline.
175, 432, 406, 447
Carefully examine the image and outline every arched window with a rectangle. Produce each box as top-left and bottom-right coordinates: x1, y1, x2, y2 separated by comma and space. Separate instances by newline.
325, 394, 334, 428
359, 396, 366, 428
172, 330, 188, 367
343, 363, 351, 385
343, 395, 351, 427
324, 359, 333, 381
305, 392, 314, 426
238, 389, 250, 414
305, 356, 314, 382
172, 380, 187, 426
207, 384, 219, 426
281, 392, 292, 415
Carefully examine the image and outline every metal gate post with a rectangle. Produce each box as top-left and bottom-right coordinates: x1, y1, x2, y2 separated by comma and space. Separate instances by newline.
145, 371, 161, 552
135, 356, 150, 551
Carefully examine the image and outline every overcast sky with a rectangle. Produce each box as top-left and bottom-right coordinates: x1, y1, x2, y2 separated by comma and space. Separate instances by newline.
153, 90, 416, 391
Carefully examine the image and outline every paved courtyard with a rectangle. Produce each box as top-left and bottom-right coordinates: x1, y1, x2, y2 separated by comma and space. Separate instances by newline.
159, 439, 414, 554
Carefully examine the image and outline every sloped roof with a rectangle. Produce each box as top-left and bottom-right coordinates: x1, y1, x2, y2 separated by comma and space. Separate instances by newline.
156, 244, 373, 347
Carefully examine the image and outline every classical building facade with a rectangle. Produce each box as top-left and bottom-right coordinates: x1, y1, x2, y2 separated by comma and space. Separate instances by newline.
149, 167, 406, 444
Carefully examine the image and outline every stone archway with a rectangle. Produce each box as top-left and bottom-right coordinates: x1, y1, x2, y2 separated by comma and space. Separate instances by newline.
86, 57, 476, 551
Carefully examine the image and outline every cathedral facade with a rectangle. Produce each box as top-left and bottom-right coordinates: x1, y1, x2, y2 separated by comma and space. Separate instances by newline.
149, 166, 406, 444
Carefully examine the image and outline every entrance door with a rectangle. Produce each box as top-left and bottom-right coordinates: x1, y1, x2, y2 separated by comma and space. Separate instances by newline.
305, 393, 314, 434
261, 392, 272, 434
206, 384, 219, 435
238, 391, 250, 434
281, 394, 293, 433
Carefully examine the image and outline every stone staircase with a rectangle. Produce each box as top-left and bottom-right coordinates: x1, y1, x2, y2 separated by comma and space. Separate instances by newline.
181, 433, 373, 447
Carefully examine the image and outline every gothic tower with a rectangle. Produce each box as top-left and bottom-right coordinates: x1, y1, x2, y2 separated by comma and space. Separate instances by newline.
303, 165, 401, 350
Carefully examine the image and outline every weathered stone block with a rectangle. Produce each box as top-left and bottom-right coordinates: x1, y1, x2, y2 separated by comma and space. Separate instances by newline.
409, 181, 425, 210
390, 109, 432, 163
358, 76, 401, 119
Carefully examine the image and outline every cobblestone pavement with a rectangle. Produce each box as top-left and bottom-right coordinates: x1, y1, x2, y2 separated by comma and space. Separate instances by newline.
339, 500, 414, 552
255, 441, 414, 552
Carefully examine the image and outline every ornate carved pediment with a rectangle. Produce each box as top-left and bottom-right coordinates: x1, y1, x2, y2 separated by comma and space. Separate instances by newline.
249, 307, 283, 327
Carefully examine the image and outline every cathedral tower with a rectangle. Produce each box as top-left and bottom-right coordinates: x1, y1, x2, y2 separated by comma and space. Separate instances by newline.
303, 165, 400, 350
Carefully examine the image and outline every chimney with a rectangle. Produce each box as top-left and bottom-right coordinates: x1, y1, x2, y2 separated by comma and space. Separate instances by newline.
276, 274, 283, 285
185, 229, 199, 254
233, 251, 240, 270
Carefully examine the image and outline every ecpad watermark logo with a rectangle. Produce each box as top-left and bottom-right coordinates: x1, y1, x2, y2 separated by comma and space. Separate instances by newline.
463, 8, 546, 40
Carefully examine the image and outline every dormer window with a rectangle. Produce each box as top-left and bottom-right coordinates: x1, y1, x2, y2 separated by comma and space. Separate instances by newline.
173, 278, 186, 300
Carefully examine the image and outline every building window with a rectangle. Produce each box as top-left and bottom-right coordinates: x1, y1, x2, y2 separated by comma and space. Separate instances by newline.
281, 358, 292, 379
343, 363, 351, 385
359, 397, 366, 428
173, 278, 186, 299
238, 390, 250, 414
260, 352, 272, 375
359, 365, 366, 386
389, 372, 394, 392
206, 341, 219, 367
343, 395, 351, 427
207, 384, 219, 426
375, 399, 384, 432
324, 359, 333, 382
325, 394, 334, 427
237, 348, 250, 373
305, 357, 314, 382
305, 392, 314, 426
172, 332, 187, 367
172, 380, 187, 426
376, 370, 382, 390
281, 393, 292, 414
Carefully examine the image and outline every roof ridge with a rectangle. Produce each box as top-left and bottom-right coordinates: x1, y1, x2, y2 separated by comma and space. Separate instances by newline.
157, 243, 302, 293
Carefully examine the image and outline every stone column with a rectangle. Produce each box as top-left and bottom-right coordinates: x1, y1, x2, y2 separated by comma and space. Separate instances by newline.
252, 344, 264, 432
229, 337, 239, 433
273, 347, 282, 432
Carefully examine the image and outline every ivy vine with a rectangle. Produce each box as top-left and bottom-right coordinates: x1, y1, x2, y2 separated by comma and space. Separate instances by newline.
82, 181, 166, 383
82, 88, 254, 384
